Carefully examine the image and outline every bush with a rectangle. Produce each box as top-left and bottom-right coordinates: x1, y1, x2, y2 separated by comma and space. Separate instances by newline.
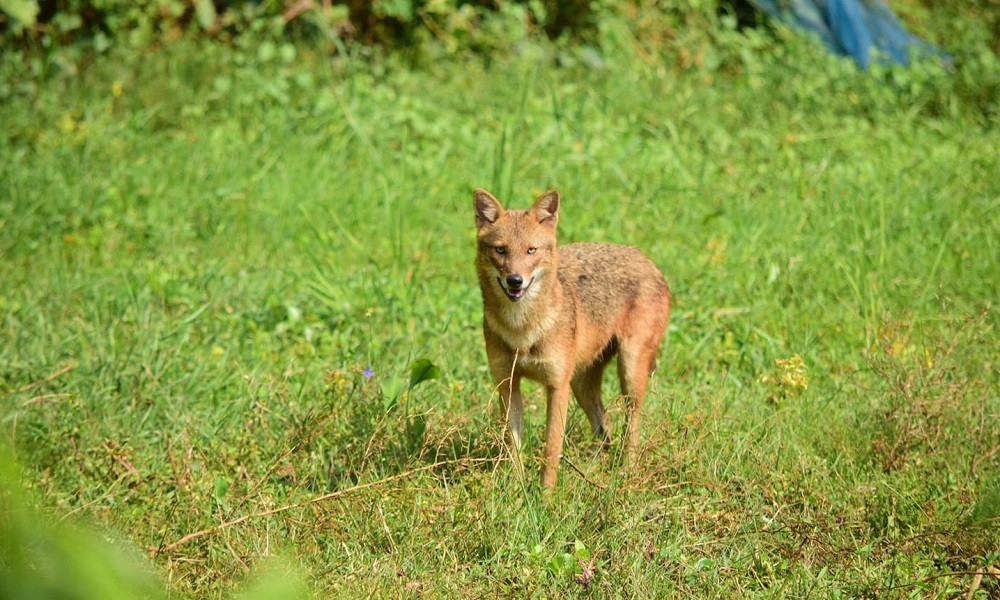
0, 0, 614, 51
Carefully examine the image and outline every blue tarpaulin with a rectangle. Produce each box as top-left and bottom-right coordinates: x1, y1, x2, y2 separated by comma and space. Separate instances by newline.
747, 0, 949, 68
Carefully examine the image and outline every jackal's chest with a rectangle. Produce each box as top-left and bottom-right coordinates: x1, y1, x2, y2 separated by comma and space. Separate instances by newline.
486, 334, 564, 384
483, 304, 557, 354
483, 312, 570, 385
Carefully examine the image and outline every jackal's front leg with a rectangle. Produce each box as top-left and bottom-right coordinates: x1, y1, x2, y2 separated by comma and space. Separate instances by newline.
540, 380, 571, 489
496, 374, 524, 453
486, 335, 524, 457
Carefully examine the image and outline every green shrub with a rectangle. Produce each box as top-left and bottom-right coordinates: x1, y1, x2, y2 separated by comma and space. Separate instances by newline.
0, 0, 614, 51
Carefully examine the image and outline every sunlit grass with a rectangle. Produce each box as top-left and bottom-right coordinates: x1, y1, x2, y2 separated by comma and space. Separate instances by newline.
1, 26, 998, 598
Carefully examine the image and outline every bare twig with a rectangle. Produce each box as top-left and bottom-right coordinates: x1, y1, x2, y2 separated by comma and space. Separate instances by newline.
101, 440, 139, 477
151, 457, 491, 555
965, 571, 983, 600
971, 444, 1000, 478
879, 567, 1000, 594
490, 348, 520, 469
562, 455, 606, 489
925, 568, 1000, 584
10, 393, 72, 437
4, 361, 78, 395
508, 348, 518, 405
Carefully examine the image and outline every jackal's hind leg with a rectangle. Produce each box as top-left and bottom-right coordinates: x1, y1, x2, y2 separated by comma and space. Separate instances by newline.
617, 327, 665, 463
571, 362, 611, 447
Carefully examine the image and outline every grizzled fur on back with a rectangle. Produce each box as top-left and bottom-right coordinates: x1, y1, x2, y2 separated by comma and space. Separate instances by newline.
559, 242, 670, 337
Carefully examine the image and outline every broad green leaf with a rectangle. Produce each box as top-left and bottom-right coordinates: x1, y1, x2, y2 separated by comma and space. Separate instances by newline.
408, 358, 441, 389
213, 476, 229, 499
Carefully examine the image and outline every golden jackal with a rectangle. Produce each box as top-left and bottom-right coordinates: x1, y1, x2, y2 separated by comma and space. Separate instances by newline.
474, 188, 671, 488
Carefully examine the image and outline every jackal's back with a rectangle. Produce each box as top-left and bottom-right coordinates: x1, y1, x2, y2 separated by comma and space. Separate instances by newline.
559, 242, 670, 325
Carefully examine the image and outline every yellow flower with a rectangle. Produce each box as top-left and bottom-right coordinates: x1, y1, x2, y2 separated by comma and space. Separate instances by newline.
58, 112, 78, 133
706, 237, 727, 264
761, 354, 810, 397
111, 80, 123, 97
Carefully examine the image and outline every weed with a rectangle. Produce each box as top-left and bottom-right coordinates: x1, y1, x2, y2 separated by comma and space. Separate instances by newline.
862, 315, 997, 474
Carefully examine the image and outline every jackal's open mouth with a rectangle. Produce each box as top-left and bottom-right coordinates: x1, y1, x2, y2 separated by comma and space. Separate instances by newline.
497, 276, 533, 302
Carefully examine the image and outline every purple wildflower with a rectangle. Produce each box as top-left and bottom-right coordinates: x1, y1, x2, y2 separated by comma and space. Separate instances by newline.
362, 365, 373, 379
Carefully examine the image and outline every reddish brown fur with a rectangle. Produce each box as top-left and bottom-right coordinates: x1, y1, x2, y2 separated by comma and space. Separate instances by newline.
474, 188, 671, 488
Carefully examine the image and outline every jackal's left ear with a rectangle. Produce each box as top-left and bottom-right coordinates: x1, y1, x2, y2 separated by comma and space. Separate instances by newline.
532, 190, 559, 227
474, 188, 504, 229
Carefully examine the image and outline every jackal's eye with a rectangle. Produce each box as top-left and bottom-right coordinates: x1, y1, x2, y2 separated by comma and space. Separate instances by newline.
527, 247, 537, 254
494, 246, 506, 255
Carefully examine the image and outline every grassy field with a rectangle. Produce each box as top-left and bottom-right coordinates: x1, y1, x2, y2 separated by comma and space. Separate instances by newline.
2, 15, 999, 599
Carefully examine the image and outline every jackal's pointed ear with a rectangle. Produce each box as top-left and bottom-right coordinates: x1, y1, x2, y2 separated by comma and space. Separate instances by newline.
474, 189, 504, 229
531, 189, 560, 227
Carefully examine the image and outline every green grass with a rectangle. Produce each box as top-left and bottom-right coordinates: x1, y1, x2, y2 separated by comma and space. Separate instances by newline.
2, 20, 999, 599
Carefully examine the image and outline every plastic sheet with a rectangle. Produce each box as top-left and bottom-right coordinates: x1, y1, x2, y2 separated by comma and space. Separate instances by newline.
747, 0, 949, 68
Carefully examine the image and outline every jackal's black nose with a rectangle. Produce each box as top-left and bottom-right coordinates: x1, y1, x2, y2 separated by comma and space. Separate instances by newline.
505, 274, 524, 289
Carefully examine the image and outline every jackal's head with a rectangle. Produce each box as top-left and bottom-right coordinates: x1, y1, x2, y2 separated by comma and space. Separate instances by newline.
474, 188, 559, 303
